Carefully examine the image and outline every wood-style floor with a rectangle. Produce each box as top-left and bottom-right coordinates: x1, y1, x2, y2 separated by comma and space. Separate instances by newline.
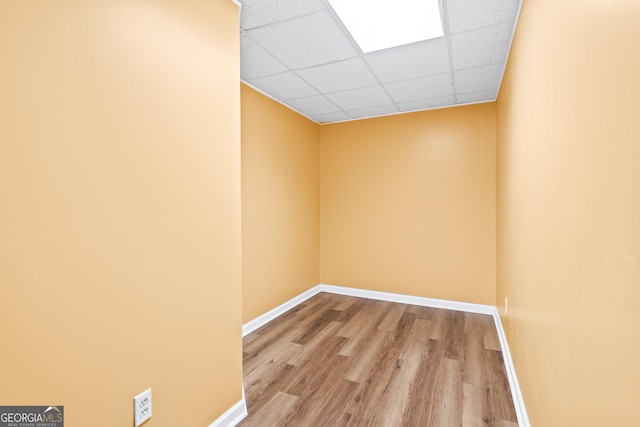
239, 292, 518, 427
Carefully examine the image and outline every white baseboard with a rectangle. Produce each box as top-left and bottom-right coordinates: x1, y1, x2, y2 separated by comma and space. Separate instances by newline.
242, 286, 321, 336
317, 283, 496, 315
491, 308, 530, 427
241, 283, 530, 427
208, 390, 247, 427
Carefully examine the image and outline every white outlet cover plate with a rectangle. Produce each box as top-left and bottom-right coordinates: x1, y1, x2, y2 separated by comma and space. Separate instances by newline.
134, 388, 152, 427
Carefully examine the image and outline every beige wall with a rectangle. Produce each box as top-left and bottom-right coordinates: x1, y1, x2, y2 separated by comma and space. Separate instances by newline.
320, 105, 496, 305
241, 85, 320, 323
496, 0, 640, 425
0, 1, 243, 425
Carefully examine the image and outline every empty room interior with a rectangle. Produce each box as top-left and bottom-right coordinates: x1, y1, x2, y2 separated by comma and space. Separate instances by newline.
1, 1, 639, 427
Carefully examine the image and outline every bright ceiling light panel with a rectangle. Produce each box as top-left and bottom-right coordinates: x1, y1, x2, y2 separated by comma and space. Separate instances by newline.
327, 0, 444, 53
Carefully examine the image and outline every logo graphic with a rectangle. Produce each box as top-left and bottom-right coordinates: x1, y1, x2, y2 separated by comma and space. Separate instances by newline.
0, 406, 64, 427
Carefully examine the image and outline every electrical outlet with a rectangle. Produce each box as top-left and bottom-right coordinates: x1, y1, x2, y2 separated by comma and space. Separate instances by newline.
504, 297, 509, 315
134, 388, 152, 427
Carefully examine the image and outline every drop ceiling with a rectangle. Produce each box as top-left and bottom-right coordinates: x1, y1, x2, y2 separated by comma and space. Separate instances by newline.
239, 0, 522, 124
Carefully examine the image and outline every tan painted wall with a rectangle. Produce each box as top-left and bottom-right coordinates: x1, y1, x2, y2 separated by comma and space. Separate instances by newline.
0, 1, 243, 425
496, 0, 640, 425
241, 85, 320, 323
320, 105, 496, 305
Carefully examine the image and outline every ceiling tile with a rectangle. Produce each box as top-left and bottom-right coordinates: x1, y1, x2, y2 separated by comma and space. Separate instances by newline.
240, 33, 288, 80
287, 95, 341, 116
364, 38, 450, 83
347, 104, 398, 119
450, 23, 512, 70
314, 111, 351, 123
296, 58, 378, 93
238, 0, 522, 122
247, 11, 358, 70
385, 73, 454, 103
327, 86, 393, 111
397, 95, 456, 111
248, 72, 318, 100
239, 0, 325, 30
446, 0, 520, 33
454, 63, 503, 93
457, 89, 497, 104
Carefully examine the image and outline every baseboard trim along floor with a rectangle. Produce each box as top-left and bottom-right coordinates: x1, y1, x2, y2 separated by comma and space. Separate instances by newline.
208, 389, 248, 427
491, 305, 530, 427
214, 283, 529, 427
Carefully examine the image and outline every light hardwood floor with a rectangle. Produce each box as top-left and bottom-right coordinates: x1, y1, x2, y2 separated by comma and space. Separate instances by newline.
239, 292, 518, 427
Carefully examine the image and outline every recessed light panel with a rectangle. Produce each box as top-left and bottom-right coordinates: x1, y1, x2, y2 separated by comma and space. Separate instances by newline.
327, 0, 444, 53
